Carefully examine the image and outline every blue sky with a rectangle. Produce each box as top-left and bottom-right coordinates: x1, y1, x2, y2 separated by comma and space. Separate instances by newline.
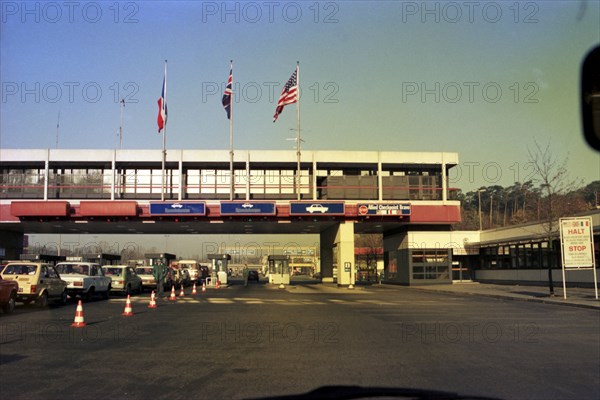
1, 0, 599, 192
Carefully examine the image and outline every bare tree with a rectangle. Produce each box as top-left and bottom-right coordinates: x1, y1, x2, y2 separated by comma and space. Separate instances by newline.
527, 139, 583, 295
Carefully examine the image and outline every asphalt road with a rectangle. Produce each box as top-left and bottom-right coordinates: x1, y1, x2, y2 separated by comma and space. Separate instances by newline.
1, 278, 599, 400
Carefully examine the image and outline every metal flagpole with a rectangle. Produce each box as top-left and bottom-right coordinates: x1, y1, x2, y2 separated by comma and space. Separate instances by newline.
161, 60, 167, 202
296, 61, 301, 201
229, 60, 234, 201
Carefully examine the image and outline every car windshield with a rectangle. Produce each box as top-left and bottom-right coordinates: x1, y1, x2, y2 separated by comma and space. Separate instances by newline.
103, 268, 123, 277
136, 267, 154, 275
56, 264, 89, 275
2, 264, 37, 275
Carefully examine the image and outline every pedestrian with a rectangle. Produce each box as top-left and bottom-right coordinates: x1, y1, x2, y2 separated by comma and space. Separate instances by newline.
243, 264, 249, 287
153, 261, 168, 298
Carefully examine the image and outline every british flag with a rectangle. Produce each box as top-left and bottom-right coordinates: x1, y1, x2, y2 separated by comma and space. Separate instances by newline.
222, 64, 233, 119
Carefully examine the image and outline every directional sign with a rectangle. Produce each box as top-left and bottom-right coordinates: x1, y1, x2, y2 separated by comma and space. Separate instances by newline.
150, 202, 206, 216
220, 202, 276, 216
357, 203, 411, 216
560, 217, 595, 269
289, 202, 345, 216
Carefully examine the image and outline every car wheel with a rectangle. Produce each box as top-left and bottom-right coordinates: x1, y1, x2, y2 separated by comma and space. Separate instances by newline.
2, 295, 16, 314
85, 288, 95, 302
36, 292, 48, 308
58, 290, 67, 305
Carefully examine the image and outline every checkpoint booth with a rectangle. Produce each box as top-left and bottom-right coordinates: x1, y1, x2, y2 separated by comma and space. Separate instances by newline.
207, 253, 231, 286
268, 255, 291, 285
19, 254, 66, 266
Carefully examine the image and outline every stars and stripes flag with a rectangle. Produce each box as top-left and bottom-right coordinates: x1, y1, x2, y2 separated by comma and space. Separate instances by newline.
222, 63, 233, 119
273, 67, 298, 122
157, 63, 167, 133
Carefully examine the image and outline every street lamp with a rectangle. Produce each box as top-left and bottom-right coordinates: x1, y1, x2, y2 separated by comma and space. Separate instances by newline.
477, 188, 486, 230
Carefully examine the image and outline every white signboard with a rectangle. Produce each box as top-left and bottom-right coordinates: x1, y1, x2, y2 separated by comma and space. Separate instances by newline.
559, 217, 594, 269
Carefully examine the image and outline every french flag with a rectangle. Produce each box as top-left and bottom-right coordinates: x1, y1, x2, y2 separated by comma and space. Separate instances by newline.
157, 63, 167, 133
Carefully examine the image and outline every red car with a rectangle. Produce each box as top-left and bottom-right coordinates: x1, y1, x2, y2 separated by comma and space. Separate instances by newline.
0, 275, 19, 314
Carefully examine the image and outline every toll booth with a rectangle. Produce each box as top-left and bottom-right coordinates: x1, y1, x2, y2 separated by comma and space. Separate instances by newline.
207, 254, 231, 285
145, 253, 176, 267
268, 255, 291, 285
82, 253, 121, 265
19, 254, 66, 265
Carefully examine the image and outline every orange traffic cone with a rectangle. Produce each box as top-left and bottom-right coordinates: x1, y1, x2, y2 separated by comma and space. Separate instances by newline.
169, 285, 177, 301
71, 300, 86, 327
122, 295, 134, 316
192, 283, 197, 295
202, 282, 206, 292
179, 285, 185, 297
148, 291, 158, 309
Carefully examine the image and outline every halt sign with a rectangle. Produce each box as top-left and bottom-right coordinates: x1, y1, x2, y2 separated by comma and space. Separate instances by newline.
559, 217, 594, 269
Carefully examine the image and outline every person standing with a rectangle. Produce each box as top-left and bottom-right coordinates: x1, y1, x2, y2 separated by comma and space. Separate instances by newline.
153, 262, 168, 298
243, 264, 249, 287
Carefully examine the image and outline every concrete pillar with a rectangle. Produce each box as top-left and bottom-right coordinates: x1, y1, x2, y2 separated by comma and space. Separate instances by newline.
320, 221, 355, 285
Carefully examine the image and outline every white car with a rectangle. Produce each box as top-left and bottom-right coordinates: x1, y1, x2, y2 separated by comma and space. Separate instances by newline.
307, 204, 329, 213
55, 262, 112, 301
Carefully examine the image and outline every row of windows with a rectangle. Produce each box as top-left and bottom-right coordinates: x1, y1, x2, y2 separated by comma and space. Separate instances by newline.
0, 168, 451, 200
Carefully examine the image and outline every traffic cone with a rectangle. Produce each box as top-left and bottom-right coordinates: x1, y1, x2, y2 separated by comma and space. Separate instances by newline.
179, 285, 185, 297
71, 300, 86, 327
169, 285, 177, 301
148, 291, 158, 309
202, 282, 206, 292
192, 283, 197, 295
122, 295, 134, 316
216, 280, 221, 289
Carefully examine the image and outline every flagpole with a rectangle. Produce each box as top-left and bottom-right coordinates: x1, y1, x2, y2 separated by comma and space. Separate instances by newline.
229, 60, 234, 201
161, 60, 167, 202
296, 61, 301, 201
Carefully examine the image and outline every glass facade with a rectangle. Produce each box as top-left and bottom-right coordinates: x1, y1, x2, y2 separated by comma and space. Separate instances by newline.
479, 240, 557, 270
1, 163, 455, 201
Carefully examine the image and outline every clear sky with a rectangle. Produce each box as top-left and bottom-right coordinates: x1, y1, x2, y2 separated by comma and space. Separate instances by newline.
1, 0, 599, 193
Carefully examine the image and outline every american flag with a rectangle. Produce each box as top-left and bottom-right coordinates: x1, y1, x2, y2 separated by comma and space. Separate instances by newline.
222, 65, 233, 119
157, 64, 167, 133
273, 68, 298, 122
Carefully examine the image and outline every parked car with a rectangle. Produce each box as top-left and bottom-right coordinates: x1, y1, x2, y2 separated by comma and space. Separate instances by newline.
0, 262, 67, 307
0, 275, 19, 314
55, 262, 111, 301
178, 260, 200, 284
248, 270, 259, 282
135, 266, 156, 290
171, 268, 191, 287
102, 265, 142, 295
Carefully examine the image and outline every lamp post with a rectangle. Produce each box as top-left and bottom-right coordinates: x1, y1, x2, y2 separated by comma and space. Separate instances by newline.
477, 188, 486, 230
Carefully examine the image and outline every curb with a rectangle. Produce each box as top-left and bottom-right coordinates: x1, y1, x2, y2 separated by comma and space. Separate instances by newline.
409, 287, 600, 311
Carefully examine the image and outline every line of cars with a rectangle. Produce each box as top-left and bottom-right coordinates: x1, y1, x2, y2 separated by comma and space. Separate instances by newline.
0, 260, 208, 314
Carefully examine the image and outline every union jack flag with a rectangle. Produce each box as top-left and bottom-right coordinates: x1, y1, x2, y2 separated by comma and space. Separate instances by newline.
273, 68, 298, 122
222, 64, 232, 119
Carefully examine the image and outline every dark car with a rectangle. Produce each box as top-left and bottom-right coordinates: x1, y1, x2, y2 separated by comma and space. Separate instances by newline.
247, 270, 259, 282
